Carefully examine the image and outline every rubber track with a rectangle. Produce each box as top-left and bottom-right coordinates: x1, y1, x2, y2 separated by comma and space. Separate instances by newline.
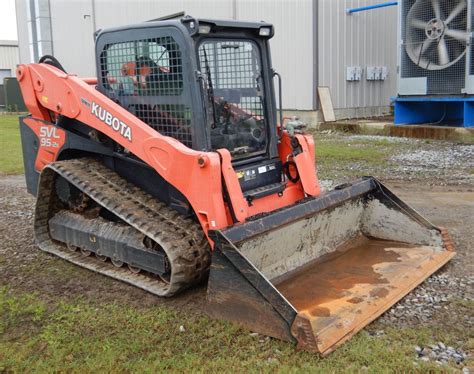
34, 158, 211, 296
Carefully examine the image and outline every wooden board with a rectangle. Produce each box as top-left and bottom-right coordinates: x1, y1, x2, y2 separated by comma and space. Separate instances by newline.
317, 86, 336, 122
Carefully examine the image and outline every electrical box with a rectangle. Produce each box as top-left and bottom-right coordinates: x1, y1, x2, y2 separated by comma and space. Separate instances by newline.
366, 66, 377, 81
366, 66, 388, 81
346, 66, 362, 82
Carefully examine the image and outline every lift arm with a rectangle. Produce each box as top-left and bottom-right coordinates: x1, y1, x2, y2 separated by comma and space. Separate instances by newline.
17, 63, 229, 234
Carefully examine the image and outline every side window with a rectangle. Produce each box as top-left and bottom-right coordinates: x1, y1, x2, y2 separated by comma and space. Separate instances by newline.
103, 37, 182, 96
198, 40, 267, 159
106, 42, 136, 95
100, 35, 193, 148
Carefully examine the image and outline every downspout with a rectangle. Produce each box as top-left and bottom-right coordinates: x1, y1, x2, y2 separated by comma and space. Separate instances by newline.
91, 0, 97, 33
232, 0, 237, 20
313, 0, 319, 110
47, 0, 54, 55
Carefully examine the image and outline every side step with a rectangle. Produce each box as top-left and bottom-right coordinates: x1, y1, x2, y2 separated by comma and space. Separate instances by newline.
244, 182, 286, 202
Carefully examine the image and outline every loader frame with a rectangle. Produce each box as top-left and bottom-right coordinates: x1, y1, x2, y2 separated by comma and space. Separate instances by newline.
17, 18, 321, 240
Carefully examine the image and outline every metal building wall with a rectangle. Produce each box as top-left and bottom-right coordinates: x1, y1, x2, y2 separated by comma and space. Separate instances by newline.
82, 0, 314, 110
318, 0, 397, 116
48, 0, 96, 76
15, 0, 31, 63
236, 0, 314, 110
15, 0, 397, 113
0, 42, 20, 75
15, 0, 314, 110
14, 0, 54, 64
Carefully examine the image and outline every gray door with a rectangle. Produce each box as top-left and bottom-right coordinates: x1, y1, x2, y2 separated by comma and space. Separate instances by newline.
0, 70, 11, 108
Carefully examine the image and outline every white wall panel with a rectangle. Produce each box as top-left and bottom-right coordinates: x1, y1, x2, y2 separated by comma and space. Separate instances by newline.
236, 0, 314, 110
16, 0, 398, 111
0, 44, 20, 74
15, 0, 32, 63
49, 0, 96, 75
93, 0, 233, 29
318, 0, 398, 110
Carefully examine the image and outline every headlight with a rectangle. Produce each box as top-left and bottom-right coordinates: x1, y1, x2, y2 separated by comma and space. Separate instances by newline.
259, 27, 271, 36
199, 25, 211, 34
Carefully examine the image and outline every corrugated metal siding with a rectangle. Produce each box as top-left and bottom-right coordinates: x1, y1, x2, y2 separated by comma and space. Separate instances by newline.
16, 0, 314, 109
318, 0, 397, 110
48, 0, 234, 77
236, 0, 314, 109
93, 0, 314, 109
16, 0, 398, 111
0, 45, 20, 74
15, 0, 31, 63
93, 0, 233, 29
49, 0, 96, 76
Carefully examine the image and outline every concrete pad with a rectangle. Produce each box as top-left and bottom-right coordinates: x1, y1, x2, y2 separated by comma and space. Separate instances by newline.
315, 121, 474, 144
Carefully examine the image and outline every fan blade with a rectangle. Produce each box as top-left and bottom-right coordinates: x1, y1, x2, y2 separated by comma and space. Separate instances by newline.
410, 18, 426, 30
445, 28, 470, 41
445, 1, 467, 24
438, 38, 450, 65
431, 0, 441, 19
414, 38, 434, 58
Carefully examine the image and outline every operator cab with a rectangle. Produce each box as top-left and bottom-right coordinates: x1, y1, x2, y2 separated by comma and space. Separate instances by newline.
95, 16, 283, 197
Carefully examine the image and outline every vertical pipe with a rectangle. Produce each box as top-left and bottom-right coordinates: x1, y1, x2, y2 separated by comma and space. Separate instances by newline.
47, 0, 54, 55
232, 0, 237, 20
312, 0, 319, 110
91, 0, 97, 34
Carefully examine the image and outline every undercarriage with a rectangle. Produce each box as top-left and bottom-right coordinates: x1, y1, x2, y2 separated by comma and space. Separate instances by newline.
35, 158, 211, 296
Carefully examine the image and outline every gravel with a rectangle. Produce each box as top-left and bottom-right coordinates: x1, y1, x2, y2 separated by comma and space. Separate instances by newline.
379, 273, 474, 326
390, 145, 474, 184
316, 130, 474, 185
319, 179, 336, 192
345, 134, 420, 143
391, 145, 474, 168
415, 342, 468, 366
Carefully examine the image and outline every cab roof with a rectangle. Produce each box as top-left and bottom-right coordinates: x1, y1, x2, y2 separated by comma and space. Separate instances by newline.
95, 15, 274, 40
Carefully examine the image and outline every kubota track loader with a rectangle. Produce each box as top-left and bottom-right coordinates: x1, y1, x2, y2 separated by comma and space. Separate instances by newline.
17, 15, 455, 355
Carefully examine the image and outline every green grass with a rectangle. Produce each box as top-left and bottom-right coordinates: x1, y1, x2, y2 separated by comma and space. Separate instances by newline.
315, 142, 386, 163
0, 288, 469, 373
0, 115, 23, 174
312, 135, 396, 180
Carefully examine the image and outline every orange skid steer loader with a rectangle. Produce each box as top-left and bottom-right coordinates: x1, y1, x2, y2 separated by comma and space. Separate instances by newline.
17, 16, 455, 355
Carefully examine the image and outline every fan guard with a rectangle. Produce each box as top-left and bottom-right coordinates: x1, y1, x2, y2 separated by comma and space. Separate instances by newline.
405, 0, 469, 70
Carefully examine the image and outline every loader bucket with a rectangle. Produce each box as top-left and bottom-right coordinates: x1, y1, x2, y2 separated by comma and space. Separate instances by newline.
207, 178, 455, 355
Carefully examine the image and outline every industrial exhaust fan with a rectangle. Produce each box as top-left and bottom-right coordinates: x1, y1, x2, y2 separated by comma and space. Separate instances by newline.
398, 0, 473, 95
